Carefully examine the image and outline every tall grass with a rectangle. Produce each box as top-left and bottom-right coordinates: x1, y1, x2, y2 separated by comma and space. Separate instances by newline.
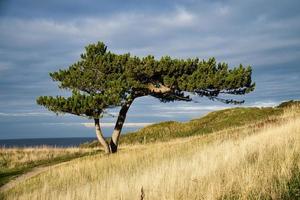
3, 108, 300, 199
0, 147, 97, 187
0, 147, 94, 169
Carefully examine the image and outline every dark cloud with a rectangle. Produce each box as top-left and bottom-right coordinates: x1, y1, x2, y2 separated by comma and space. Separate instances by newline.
0, 0, 173, 20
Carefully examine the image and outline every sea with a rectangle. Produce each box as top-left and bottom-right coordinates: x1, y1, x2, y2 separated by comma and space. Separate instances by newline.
0, 137, 97, 148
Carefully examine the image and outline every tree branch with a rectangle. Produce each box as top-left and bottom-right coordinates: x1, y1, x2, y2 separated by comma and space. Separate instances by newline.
207, 96, 245, 105
147, 83, 171, 94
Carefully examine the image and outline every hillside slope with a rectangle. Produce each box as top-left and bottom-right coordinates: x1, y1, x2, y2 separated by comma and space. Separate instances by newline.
121, 107, 280, 144
82, 101, 300, 147
2, 104, 300, 200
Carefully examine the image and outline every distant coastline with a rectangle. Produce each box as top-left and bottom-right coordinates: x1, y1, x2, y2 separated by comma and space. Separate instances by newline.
0, 137, 96, 148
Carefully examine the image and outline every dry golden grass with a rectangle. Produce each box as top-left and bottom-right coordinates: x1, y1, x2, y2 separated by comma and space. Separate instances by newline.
2, 108, 300, 200
0, 147, 94, 169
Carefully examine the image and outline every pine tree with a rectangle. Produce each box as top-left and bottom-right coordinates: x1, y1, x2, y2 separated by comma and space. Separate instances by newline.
37, 42, 255, 153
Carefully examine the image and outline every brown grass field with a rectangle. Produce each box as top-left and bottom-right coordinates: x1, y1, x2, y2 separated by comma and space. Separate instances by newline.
0, 147, 94, 169
1, 106, 300, 199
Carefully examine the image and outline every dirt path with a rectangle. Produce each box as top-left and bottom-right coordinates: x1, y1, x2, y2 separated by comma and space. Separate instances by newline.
0, 161, 70, 193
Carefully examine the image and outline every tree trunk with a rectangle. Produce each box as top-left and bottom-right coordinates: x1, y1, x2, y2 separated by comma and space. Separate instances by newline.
110, 99, 134, 153
94, 118, 110, 154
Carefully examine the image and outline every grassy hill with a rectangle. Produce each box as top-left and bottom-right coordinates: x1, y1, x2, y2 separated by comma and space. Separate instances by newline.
2, 101, 300, 200
82, 100, 300, 147
121, 107, 280, 144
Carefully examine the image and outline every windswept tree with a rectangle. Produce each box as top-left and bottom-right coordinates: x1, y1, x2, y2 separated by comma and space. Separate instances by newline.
37, 42, 255, 153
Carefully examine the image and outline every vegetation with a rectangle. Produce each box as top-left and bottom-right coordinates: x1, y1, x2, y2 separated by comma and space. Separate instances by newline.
2, 106, 300, 200
81, 105, 284, 148
0, 147, 96, 187
37, 41, 255, 153
277, 100, 300, 108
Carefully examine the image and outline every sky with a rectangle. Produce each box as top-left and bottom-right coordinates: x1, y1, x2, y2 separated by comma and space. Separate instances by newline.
0, 0, 300, 139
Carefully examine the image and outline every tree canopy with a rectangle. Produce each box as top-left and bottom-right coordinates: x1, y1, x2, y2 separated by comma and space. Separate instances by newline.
37, 41, 255, 153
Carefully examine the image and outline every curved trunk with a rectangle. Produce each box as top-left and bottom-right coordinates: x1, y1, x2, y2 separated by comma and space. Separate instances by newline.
110, 99, 134, 153
94, 118, 110, 154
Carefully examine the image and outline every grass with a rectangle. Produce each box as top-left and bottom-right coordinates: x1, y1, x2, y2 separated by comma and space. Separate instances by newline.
2, 105, 300, 199
122, 107, 280, 144
282, 166, 300, 199
119, 100, 300, 144
0, 147, 97, 187
81, 104, 285, 148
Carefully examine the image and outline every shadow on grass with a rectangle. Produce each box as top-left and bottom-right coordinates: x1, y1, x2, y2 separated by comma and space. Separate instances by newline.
283, 166, 300, 199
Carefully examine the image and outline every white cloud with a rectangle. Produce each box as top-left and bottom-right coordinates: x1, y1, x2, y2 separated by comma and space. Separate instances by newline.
0, 112, 52, 117
151, 104, 231, 111
217, 5, 230, 16
248, 101, 278, 108
161, 6, 195, 27
82, 122, 153, 128
43, 122, 154, 128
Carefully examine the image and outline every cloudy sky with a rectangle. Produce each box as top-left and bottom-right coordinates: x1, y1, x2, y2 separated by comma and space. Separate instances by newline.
0, 0, 299, 139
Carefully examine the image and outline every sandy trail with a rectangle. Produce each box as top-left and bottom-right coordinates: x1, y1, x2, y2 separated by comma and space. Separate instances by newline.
0, 161, 69, 193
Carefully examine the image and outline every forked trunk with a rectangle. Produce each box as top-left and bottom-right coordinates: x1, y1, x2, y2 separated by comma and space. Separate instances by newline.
110, 99, 134, 153
94, 118, 110, 154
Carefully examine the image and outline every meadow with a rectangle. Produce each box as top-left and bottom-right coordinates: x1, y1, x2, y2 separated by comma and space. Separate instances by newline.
1, 103, 300, 199
0, 147, 96, 187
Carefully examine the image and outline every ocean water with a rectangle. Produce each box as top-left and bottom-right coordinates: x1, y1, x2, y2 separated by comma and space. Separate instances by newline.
0, 137, 97, 148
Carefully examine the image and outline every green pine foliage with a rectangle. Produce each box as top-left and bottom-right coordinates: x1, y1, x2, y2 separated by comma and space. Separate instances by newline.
37, 90, 122, 119
37, 41, 255, 123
